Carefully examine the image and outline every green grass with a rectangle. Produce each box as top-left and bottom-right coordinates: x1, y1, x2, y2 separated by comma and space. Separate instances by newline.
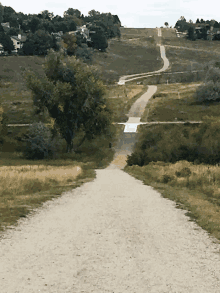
139, 82, 220, 122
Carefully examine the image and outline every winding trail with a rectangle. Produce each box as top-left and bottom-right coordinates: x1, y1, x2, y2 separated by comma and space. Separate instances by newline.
1, 28, 220, 293
118, 29, 169, 85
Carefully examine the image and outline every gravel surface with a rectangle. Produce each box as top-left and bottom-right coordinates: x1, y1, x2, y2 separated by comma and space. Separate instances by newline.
1, 29, 220, 293
1, 168, 220, 292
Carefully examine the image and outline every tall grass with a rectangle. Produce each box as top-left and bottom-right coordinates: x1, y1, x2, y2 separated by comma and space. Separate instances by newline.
0, 165, 82, 197
124, 161, 220, 241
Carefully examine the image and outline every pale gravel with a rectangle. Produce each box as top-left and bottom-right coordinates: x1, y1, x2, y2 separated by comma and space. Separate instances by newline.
1, 168, 220, 292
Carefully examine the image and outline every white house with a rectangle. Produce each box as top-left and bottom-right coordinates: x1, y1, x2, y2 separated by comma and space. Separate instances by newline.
10, 34, 27, 53
69, 25, 91, 41
1, 22, 10, 29
0, 43, 4, 53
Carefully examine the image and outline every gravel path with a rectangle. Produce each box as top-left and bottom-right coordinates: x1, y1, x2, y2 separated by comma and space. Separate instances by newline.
1, 169, 220, 292
1, 28, 220, 293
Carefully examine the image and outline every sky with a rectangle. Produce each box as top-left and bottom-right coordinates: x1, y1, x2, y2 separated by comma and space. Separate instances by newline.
2, 0, 220, 28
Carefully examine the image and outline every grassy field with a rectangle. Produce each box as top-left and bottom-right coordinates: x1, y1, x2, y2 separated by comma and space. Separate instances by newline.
124, 161, 220, 243
139, 81, 220, 122
0, 121, 124, 233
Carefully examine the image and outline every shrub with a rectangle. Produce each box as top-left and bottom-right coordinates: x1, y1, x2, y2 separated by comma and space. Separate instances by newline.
75, 43, 93, 61
126, 122, 220, 167
205, 67, 220, 83
175, 167, 191, 177
162, 174, 174, 183
23, 122, 56, 160
194, 81, 220, 104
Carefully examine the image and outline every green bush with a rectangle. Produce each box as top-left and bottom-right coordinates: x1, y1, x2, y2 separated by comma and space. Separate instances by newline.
162, 174, 174, 183
175, 167, 191, 177
194, 82, 220, 104
76, 44, 93, 62
22, 122, 56, 160
126, 123, 220, 167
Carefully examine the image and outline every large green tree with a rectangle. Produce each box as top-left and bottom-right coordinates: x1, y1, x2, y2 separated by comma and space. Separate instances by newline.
0, 30, 14, 53
22, 49, 113, 152
0, 2, 4, 23
63, 8, 81, 18
22, 30, 58, 55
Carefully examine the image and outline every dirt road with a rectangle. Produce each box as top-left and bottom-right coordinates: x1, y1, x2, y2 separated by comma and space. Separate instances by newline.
1, 168, 220, 292
1, 28, 220, 292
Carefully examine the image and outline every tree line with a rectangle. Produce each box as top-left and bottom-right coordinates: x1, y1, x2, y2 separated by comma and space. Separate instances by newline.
0, 4, 121, 58
174, 16, 220, 41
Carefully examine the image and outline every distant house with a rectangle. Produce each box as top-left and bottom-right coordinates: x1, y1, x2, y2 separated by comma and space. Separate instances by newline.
51, 31, 63, 40
69, 25, 91, 41
10, 34, 27, 53
0, 43, 4, 53
1, 22, 10, 29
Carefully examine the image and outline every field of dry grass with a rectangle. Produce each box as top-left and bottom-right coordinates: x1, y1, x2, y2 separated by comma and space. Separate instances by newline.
125, 160, 220, 241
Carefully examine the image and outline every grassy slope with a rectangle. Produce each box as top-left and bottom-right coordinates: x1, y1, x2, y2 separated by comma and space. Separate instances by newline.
139, 82, 220, 122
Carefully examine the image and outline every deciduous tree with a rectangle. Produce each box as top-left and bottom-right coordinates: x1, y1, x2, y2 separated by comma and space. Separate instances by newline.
22, 49, 113, 152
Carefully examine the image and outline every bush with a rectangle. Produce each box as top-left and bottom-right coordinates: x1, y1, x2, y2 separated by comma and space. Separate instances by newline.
205, 66, 220, 83
194, 81, 220, 104
162, 174, 174, 183
126, 122, 220, 167
175, 167, 191, 177
75, 43, 93, 61
22, 122, 56, 160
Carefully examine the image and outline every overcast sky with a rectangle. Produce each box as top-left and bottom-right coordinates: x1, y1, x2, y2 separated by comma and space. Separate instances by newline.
2, 0, 220, 28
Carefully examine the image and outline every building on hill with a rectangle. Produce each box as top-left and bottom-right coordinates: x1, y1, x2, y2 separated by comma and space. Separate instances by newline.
69, 24, 91, 42
10, 34, 27, 53
0, 43, 4, 54
51, 31, 63, 40
1, 22, 10, 29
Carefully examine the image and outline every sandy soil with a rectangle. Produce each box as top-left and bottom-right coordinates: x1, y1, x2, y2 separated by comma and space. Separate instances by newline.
1, 168, 220, 292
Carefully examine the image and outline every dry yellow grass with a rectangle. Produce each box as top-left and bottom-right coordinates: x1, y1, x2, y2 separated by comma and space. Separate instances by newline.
0, 165, 82, 197
125, 161, 220, 241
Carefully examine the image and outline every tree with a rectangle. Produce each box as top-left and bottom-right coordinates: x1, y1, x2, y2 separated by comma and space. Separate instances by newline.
76, 43, 93, 62
164, 22, 169, 28
214, 21, 220, 28
88, 10, 100, 17
23, 122, 55, 160
28, 16, 40, 33
0, 31, 15, 53
61, 33, 77, 55
196, 18, 200, 24
6, 26, 20, 36
201, 26, 208, 40
22, 49, 113, 152
180, 16, 186, 22
8, 14, 19, 28
22, 30, 57, 55
91, 30, 108, 51
2, 6, 15, 22
0, 2, 4, 23
63, 8, 81, 18
39, 10, 54, 20
187, 26, 195, 40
